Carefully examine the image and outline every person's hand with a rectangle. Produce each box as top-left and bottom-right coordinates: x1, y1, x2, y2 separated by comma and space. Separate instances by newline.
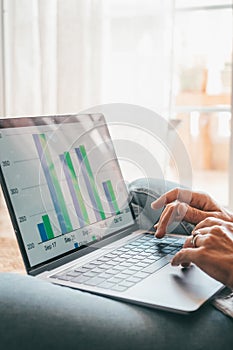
151, 188, 233, 238
171, 218, 233, 289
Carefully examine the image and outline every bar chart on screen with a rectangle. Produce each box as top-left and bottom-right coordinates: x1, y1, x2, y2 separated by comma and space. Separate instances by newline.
33, 133, 121, 245
0, 115, 134, 266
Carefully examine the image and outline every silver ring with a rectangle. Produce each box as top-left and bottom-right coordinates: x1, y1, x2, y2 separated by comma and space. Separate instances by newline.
191, 232, 200, 248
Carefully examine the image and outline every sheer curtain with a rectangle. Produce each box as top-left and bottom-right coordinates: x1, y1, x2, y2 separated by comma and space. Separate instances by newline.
2, 0, 104, 116
100, 0, 174, 116
0, 0, 178, 185
1, 0, 174, 117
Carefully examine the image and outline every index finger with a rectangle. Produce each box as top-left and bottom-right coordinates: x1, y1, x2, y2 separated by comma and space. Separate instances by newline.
151, 188, 214, 211
151, 188, 192, 210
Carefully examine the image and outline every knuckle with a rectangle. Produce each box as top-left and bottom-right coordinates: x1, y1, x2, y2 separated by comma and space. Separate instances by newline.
191, 208, 200, 221
203, 235, 213, 247
225, 222, 233, 231
172, 188, 179, 198
202, 192, 212, 203
166, 202, 175, 209
204, 193, 211, 201
203, 217, 215, 226
218, 227, 228, 239
165, 202, 178, 212
210, 225, 222, 235
177, 202, 187, 212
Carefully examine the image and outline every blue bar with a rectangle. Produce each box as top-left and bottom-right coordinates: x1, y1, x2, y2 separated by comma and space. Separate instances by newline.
33, 134, 68, 234
37, 222, 48, 242
103, 181, 115, 214
60, 154, 85, 227
74, 242, 79, 249
75, 147, 101, 221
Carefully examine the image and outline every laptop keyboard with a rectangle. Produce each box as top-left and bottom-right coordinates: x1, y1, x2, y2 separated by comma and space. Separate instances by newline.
51, 234, 185, 292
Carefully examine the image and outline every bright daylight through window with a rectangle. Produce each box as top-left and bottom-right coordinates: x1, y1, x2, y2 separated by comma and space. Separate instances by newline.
0, 0, 232, 219
169, 0, 232, 206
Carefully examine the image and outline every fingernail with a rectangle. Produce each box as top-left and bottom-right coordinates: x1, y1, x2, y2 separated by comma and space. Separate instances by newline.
171, 260, 178, 266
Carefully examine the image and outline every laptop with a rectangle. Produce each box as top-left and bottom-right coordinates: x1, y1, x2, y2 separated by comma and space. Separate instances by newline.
0, 113, 222, 313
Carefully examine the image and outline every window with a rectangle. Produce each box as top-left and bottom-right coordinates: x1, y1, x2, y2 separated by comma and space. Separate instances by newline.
0, 0, 232, 206
169, 1, 232, 205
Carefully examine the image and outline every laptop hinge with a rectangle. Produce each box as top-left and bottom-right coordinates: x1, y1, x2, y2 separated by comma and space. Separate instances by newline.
29, 223, 139, 276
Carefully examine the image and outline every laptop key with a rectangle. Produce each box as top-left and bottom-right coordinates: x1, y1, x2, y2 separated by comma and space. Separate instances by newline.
160, 247, 175, 254
127, 258, 139, 264
66, 271, 81, 277
104, 253, 118, 259
104, 260, 118, 266
82, 263, 97, 269
123, 244, 135, 249
132, 247, 144, 252
99, 272, 114, 279
134, 271, 150, 279
72, 275, 91, 284
98, 281, 116, 289
117, 247, 130, 253
121, 269, 136, 276
112, 257, 125, 263
142, 256, 171, 274
147, 255, 162, 261
133, 255, 146, 260
110, 285, 128, 292
105, 268, 119, 275
126, 250, 138, 256
92, 267, 105, 273
84, 276, 106, 286
146, 248, 159, 253
128, 265, 142, 272
126, 276, 142, 283
114, 265, 127, 271
53, 274, 73, 281
88, 260, 103, 266
97, 257, 111, 263
143, 258, 156, 264
129, 241, 141, 246
115, 272, 132, 280
120, 254, 132, 259
169, 242, 183, 248
119, 262, 133, 268
74, 266, 91, 273
83, 271, 99, 278
136, 262, 150, 268
108, 276, 124, 284
118, 281, 135, 288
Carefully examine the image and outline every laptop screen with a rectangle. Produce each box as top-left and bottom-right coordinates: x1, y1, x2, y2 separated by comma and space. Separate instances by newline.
0, 114, 135, 268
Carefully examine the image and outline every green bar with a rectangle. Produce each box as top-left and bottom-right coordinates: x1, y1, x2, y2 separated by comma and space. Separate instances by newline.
80, 145, 106, 220
40, 134, 73, 232
64, 152, 90, 224
42, 214, 54, 240
106, 180, 120, 215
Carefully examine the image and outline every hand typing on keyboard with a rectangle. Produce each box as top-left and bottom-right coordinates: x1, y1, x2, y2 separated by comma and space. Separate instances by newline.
151, 188, 233, 289
151, 187, 232, 238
